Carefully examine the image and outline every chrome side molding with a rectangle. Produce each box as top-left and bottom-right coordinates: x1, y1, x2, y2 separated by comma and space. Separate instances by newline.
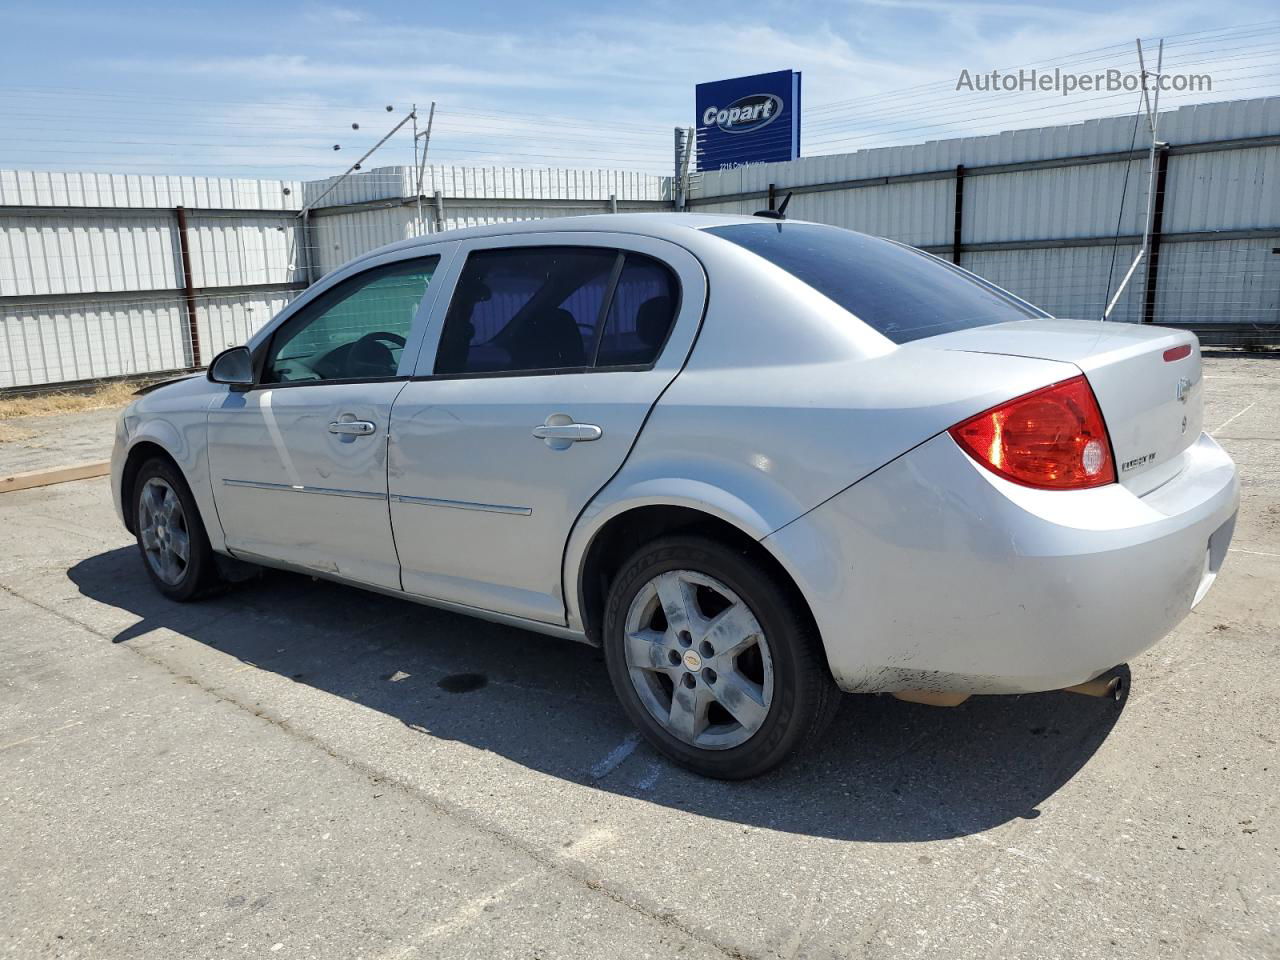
221, 478, 532, 516
390, 493, 532, 516
221, 478, 385, 501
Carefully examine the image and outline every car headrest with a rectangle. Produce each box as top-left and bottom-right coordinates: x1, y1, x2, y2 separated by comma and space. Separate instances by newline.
458, 278, 492, 304
542, 308, 585, 365
636, 296, 673, 346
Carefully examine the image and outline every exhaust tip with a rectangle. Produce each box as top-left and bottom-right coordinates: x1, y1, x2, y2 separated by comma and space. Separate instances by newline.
1063, 671, 1127, 702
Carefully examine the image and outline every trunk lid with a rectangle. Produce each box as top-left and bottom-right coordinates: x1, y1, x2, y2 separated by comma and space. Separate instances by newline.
923, 319, 1202, 494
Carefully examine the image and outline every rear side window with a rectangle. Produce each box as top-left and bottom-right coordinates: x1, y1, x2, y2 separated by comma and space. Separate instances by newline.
434, 247, 681, 375
704, 223, 1044, 343
435, 247, 616, 375
595, 254, 679, 367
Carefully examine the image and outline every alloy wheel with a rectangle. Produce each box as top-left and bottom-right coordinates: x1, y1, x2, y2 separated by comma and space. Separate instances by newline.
623, 569, 774, 750
138, 477, 190, 586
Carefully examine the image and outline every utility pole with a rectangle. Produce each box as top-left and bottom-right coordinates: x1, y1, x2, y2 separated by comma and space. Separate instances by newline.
1104, 37, 1165, 321
1137, 40, 1165, 270
293, 108, 419, 284
414, 101, 436, 235
412, 103, 420, 231
292, 107, 419, 283
673, 127, 694, 210
299, 109, 418, 217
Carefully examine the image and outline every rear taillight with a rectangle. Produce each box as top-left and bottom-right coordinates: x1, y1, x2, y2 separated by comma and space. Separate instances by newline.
949, 376, 1115, 490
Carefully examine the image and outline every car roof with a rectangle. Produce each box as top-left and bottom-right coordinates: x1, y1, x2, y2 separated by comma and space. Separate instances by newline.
347, 212, 777, 265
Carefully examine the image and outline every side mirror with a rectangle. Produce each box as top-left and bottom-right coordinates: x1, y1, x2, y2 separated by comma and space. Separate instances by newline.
207, 346, 254, 390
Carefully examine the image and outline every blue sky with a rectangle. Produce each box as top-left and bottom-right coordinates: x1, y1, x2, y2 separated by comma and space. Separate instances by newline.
1, 0, 1277, 179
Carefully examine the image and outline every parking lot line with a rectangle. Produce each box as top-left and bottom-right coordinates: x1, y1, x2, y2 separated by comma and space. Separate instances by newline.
0, 720, 82, 752
1231, 546, 1280, 560
1210, 401, 1256, 435
590, 732, 640, 780
383, 873, 540, 959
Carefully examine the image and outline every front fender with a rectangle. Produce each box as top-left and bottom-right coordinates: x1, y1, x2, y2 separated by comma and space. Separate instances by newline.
126, 417, 188, 466
118, 393, 223, 552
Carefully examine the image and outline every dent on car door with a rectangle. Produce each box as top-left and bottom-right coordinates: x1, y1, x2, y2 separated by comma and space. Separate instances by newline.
207, 255, 442, 588
388, 236, 705, 624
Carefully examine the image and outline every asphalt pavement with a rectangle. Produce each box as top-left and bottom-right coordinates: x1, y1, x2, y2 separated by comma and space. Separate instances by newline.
1, 354, 1277, 959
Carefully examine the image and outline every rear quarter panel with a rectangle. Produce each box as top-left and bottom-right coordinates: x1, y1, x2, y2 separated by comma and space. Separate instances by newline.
614, 349, 1081, 530
562, 233, 1088, 635
597, 231, 1087, 534
563, 290, 1079, 634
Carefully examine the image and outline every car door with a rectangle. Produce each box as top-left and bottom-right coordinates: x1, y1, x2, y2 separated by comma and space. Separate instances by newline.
389, 232, 706, 624
207, 251, 447, 588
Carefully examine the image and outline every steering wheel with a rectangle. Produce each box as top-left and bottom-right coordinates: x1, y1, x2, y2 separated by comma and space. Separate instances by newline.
348, 331, 408, 377
353, 331, 406, 350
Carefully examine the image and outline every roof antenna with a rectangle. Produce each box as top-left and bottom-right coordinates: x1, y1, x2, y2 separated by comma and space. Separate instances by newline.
754, 190, 792, 220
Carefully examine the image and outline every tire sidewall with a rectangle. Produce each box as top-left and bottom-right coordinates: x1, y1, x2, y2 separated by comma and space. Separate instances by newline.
602, 536, 819, 779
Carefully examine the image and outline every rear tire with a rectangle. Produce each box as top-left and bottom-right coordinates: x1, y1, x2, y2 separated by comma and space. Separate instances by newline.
602, 535, 840, 779
132, 457, 220, 602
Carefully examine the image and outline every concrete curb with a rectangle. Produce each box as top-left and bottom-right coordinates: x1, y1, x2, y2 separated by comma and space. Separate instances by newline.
1, 461, 110, 494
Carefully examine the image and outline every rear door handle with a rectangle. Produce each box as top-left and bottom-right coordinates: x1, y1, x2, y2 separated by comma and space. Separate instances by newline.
328, 419, 376, 436
532, 423, 602, 442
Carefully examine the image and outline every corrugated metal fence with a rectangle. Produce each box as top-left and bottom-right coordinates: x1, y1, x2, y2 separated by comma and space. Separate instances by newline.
689, 97, 1280, 335
0, 165, 668, 388
3, 97, 1278, 389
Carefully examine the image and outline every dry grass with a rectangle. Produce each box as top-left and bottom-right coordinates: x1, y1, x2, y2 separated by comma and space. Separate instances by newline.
0, 422, 36, 444
0, 381, 140, 421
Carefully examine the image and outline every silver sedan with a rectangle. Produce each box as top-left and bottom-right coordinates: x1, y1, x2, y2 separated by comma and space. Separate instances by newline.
111, 214, 1239, 778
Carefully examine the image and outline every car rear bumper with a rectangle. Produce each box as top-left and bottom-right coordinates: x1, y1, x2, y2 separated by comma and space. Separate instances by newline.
764, 430, 1239, 695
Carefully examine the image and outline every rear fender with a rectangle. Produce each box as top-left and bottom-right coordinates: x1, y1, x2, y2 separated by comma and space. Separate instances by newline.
563, 473, 796, 634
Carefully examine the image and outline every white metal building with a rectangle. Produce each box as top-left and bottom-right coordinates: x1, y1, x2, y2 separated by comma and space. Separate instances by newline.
1, 97, 1277, 389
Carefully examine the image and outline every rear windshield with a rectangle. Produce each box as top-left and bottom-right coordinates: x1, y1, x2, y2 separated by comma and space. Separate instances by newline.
704, 222, 1045, 343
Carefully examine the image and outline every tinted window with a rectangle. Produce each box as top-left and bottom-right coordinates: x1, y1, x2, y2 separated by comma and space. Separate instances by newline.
705, 223, 1044, 343
435, 247, 618, 375
594, 254, 679, 367
264, 257, 438, 383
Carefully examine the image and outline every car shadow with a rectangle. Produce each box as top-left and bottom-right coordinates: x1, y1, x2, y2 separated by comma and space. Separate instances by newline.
69, 547, 1126, 843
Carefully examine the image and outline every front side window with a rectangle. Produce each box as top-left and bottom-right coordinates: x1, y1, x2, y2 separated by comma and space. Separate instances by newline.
704, 223, 1045, 344
264, 257, 438, 383
434, 247, 619, 375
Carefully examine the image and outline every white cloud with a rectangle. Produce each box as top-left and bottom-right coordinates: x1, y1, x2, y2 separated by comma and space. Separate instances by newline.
6, 0, 1275, 177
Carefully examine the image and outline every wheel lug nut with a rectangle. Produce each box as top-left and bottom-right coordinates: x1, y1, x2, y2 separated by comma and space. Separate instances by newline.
699, 640, 714, 658
677, 630, 692, 649
702, 667, 717, 684
667, 649, 681, 666
680, 673, 696, 689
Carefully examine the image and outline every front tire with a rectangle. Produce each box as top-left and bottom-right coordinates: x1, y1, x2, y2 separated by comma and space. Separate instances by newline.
133, 457, 220, 602
602, 535, 839, 779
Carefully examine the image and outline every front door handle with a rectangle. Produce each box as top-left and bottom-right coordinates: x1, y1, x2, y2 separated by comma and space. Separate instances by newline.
328, 419, 376, 436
